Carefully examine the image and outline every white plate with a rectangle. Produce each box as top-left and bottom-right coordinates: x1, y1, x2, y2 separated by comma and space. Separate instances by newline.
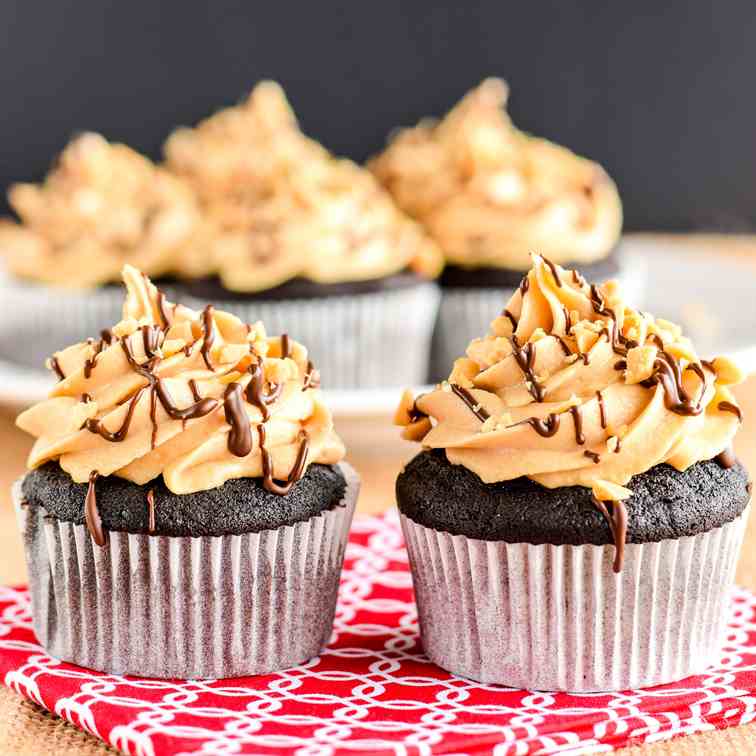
1, 237, 755, 416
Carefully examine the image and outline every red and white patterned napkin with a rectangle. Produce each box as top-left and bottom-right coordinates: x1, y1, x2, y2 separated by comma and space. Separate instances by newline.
1, 512, 755, 755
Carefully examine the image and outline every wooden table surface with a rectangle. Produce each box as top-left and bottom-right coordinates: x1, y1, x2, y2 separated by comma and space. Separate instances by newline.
0, 234, 755, 754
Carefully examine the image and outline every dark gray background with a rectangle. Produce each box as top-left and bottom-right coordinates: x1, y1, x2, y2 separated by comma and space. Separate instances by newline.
1, 1, 754, 231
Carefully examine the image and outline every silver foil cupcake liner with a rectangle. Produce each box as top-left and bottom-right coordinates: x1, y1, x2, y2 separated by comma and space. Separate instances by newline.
15, 462, 359, 679
400, 505, 749, 692
430, 253, 646, 382
182, 282, 441, 390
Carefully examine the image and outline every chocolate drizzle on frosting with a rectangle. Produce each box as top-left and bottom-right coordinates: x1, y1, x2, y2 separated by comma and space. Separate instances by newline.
85, 470, 106, 547
280, 333, 290, 360
223, 382, 253, 457
569, 405, 585, 445
49, 356, 65, 381
245, 359, 283, 422
450, 384, 490, 422
596, 390, 607, 429
526, 413, 560, 437
502, 309, 518, 330
591, 495, 627, 572
542, 256, 563, 287
257, 425, 310, 495
719, 401, 743, 422
509, 335, 544, 402
303, 360, 321, 390
200, 305, 215, 370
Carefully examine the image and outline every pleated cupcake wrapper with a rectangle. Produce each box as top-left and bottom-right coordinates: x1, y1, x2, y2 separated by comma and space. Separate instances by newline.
429, 254, 646, 382
182, 282, 441, 390
14, 462, 358, 679
400, 505, 749, 692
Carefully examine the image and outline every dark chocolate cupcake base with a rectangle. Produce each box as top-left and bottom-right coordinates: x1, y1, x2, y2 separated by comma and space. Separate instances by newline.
23, 461, 346, 537
397, 449, 750, 545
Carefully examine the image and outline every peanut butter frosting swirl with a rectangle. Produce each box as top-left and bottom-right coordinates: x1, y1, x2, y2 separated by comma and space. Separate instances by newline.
17, 265, 345, 497
0, 133, 208, 287
164, 81, 442, 292
396, 255, 744, 569
370, 79, 623, 271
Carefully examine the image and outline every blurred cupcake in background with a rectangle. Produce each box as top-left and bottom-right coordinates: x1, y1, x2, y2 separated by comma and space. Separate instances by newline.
370, 79, 633, 380
164, 82, 443, 389
15, 265, 358, 678
0, 132, 209, 368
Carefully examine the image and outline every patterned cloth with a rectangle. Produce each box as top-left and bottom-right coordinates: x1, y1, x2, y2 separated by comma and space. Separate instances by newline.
0, 513, 755, 755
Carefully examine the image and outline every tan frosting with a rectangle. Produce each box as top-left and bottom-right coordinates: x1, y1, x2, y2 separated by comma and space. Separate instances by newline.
370, 79, 623, 271
16, 266, 345, 494
0, 133, 208, 287
164, 81, 442, 292
396, 255, 744, 501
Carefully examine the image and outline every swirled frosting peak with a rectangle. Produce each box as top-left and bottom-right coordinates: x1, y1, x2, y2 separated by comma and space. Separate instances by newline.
370, 79, 623, 271
396, 255, 744, 567
17, 265, 345, 496
0, 133, 206, 287
164, 81, 442, 292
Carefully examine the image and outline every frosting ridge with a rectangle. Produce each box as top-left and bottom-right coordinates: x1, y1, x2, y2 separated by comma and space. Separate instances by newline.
17, 266, 345, 495
370, 79, 623, 271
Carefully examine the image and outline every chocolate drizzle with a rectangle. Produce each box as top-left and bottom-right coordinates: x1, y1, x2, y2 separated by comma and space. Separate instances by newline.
718, 401, 743, 422
303, 360, 321, 390
526, 413, 560, 437
146, 489, 156, 533
519, 276, 530, 296
716, 447, 737, 469
245, 359, 283, 422
280, 334, 290, 360
584, 450, 601, 464
49, 356, 65, 381
84, 338, 106, 379
591, 495, 627, 572
450, 384, 490, 422
569, 405, 585, 445
257, 425, 310, 495
641, 351, 704, 416
502, 309, 518, 330
156, 290, 173, 329
141, 325, 163, 359
509, 336, 544, 402
596, 390, 607, 428
86, 386, 146, 442
200, 305, 215, 369
224, 382, 253, 457
542, 256, 562, 287
85, 470, 106, 547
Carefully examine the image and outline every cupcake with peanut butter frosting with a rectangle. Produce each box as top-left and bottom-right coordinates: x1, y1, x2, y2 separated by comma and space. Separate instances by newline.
164, 81, 443, 388
14, 265, 358, 678
0, 132, 211, 370
370, 79, 637, 379
395, 254, 749, 691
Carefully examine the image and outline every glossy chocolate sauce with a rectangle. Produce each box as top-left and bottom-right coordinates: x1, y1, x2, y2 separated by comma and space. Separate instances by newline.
257, 425, 310, 495
591, 495, 627, 573
450, 384, 490, 422
200, 305, 215, 369
509, 335, 544, 402
719, 401, 743, 422
223, 382, 253, 457
85, 470, 106, 547
146, 489, 156, 533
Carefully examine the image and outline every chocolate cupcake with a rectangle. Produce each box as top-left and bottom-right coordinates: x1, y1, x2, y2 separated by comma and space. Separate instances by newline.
0, 133, 212, 370
164, 82, 443, 388
14, 265, 358, 678
395, 254, 749, 691
370, 79, 639, 381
